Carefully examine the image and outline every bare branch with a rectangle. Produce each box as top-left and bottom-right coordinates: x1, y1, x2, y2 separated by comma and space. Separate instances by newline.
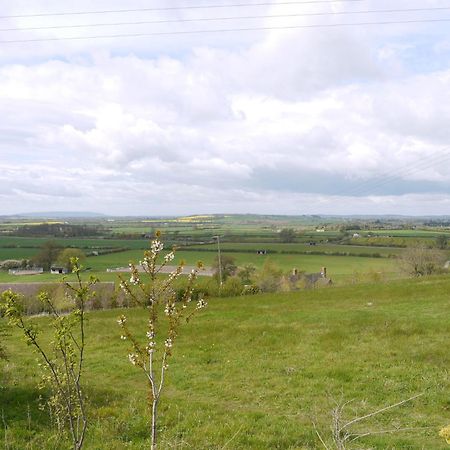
341, 393, 424, 431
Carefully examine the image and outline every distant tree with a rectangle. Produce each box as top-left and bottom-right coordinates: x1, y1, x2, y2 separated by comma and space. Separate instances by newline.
57, 248, 86, 272
237, 264, 257, 284
211, 255, 237, 282
255, 259, 283, 292
32, 240, 62, 271
400, 245, 446, 277
17, 223, 101, 238
279, 228, 296, 243
435, 234, 448, 250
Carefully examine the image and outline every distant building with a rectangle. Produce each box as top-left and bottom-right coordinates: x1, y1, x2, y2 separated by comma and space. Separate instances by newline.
302, 267, 332, 288
285, 267, 332, 290
50, 266, 68, 274
256, 249, 267, 255
8, 268, 44, 276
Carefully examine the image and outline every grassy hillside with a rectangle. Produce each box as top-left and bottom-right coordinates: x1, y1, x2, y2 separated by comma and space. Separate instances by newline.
1, 276, 449, 448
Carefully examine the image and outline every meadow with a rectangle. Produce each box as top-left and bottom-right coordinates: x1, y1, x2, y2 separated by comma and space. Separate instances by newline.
0, 247, 398, 284
192, 242, 402, 257
1, 275, 449, 449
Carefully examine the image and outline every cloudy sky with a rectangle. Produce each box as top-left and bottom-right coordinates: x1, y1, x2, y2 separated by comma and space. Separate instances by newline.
1, 0, 450, 216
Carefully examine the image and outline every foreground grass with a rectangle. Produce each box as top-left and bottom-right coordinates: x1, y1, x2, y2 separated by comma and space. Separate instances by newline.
1, 276, 450, 449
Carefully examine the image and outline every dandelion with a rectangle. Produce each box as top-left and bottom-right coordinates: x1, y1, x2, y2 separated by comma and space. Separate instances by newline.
440, 425, 450, 444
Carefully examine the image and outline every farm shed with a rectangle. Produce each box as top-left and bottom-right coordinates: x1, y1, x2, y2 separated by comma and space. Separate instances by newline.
50, 266, 68, 274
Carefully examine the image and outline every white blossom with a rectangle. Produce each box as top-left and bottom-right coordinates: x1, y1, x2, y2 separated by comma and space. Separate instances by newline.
151, 240, 164, 254
129, 273, 140, 285
164, 252, 175, 263
196, 299, 207, 310
142, 256, 151, 270
164, 338, 173, 349
117, 315, 127, 326
164, 303, 175, 316
128, 353, 138, 366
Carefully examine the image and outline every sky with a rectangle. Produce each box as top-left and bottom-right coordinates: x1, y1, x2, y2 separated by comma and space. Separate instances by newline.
1, 0, 450, 216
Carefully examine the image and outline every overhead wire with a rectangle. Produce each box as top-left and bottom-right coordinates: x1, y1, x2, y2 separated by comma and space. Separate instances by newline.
2, 6, 450, 33
2, 1, 449, 201
335, 149, 450, 198
2, 17, 450, 44
0, 0, 365, 19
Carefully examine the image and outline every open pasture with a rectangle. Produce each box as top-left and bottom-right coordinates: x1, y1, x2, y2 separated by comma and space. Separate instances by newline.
0, 236, 149, 250
191, 242, 402, 257
0, 247, 398, 284
355, 229, 450, 237
83, 248, 397, 280
2, 276, 449, 448
0, 247, 40, 261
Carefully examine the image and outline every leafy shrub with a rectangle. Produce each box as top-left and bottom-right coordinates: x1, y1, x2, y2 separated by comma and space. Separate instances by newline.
255, 259, 283, 293
220, 276, 244, 297
241, 284, 260, 295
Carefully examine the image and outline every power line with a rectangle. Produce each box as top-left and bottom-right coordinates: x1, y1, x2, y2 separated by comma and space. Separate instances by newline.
3, 6, 450, 33
1, 17, 450, 44
336, 149, 450, 198
0, 0, 364, 20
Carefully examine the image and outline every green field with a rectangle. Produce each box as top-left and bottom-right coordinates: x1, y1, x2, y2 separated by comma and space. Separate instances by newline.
355, 229, 450, 237
0, 248, 40, 260
0, 249, 398, 284
83, 248, 396, 271
2, 276, 449, 448
0, 236, 149, 250
1, 217, 448, 287
192, 242, 402, 257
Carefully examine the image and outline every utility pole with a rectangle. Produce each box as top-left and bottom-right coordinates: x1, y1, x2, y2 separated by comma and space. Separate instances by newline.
213, 235, 223, 287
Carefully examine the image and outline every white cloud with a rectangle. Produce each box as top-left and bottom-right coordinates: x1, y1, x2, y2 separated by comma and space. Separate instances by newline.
1, 0, 450, 215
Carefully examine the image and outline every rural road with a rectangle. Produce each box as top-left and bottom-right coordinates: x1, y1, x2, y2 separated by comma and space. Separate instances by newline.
106, 265, 214, 277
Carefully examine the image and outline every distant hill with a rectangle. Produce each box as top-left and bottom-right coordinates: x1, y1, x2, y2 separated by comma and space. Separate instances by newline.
2, 212, 107, 219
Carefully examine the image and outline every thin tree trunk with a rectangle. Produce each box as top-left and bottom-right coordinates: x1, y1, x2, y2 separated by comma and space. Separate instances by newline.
151, 397, 158, 450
